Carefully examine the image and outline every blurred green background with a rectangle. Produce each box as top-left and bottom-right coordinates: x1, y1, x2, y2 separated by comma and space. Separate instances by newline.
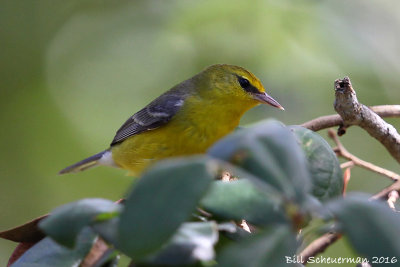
1, 0, 399, 265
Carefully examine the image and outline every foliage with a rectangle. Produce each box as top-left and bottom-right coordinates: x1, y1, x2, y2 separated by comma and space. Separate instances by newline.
11, 228, 96, 267
3, 120, 399, 266
289, 126, 343, 202
7, 119, 387, 267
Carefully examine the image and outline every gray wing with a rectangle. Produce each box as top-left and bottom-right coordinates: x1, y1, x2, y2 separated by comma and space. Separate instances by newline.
110, 93, 186, 146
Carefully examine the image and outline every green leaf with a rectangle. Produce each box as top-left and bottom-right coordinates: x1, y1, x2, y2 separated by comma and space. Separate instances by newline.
11, 228, 96, 267
326, 194, 400, 265
142, 222, 218, 265
92, 217, 119, 247
208, 120, 310, 203
217, 222, 250, 242
290, 126, 343, 201
200, 179, 287, 225
39, 198, 121, 248
118, 156, 216, 259
217, 225, 299, 267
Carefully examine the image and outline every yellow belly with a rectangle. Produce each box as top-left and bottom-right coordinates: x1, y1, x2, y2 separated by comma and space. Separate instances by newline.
111, 117, 238, 176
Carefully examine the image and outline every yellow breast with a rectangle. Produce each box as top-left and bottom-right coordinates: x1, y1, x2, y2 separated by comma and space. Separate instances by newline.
111, 95, 257, 176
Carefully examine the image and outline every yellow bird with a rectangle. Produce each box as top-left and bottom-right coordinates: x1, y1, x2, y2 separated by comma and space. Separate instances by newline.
59, 64, 284, 176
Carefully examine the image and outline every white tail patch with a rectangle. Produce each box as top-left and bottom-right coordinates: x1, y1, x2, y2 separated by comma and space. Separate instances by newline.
98, 150, 118, 168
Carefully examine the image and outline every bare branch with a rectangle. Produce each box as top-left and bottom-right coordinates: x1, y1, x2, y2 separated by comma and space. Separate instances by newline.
299, 79, 400, 262
340, 161, 354, 169
301, 114, 343, 132
371, 180, 400, 200
333, 77, 400, 163
81, 237, 110, 267
299, 233, 341, 265
328, 129, 400, 181
301, 105, 400, 132
327, 128, 400, 201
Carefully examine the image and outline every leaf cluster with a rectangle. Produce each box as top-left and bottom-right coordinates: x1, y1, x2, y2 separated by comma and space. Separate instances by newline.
5, 120, 400, 267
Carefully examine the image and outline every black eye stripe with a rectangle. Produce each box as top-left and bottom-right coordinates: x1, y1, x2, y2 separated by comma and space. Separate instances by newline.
237, 76, 260, 94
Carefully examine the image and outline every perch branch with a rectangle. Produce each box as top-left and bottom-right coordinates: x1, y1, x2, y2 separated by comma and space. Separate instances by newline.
328, 129, 400, 181
299, 233, 341, 264
333, 77, 400, 163
299, 78, 400, 263
301, 105, 400, 132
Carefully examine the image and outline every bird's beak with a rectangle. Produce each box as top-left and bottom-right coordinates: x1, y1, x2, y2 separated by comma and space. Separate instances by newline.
252, 92, 285, 110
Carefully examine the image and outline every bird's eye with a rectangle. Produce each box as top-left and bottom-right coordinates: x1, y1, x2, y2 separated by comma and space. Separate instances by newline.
238, 77, 250, 89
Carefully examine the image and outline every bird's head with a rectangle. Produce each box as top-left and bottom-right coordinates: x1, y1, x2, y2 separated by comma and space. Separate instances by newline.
199, 64, 284, 110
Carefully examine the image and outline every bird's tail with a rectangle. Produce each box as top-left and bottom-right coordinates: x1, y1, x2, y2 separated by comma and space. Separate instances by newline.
59, 150, 109, 174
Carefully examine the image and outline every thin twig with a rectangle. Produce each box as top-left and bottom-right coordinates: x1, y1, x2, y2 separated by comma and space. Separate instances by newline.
301, 105, 400, 132
81, 237, 110, 267
387, 191, 399, 211
301, 114, 343, 132
328, 129, 400, 181
340, 161, 354, 169
371, 180, 400, 200
299, 233, 341, 264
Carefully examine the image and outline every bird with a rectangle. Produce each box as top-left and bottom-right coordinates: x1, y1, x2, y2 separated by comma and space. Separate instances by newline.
59, 64, 284, 176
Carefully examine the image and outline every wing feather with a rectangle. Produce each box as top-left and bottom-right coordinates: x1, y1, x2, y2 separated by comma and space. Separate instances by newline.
110, 93, 187, 146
